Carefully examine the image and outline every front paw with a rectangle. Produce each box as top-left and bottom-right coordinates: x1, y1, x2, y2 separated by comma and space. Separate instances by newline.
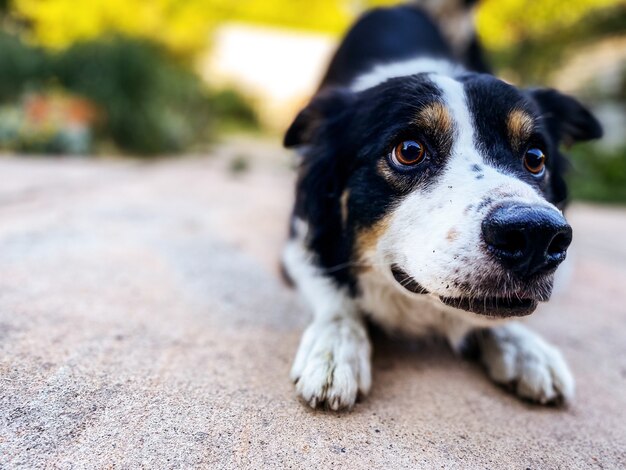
290, 318, 371, 410
479, 323, 574, 404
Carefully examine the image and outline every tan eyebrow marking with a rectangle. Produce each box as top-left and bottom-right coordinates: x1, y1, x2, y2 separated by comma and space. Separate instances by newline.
413, 102, 453, 135
507, 109, 535, 151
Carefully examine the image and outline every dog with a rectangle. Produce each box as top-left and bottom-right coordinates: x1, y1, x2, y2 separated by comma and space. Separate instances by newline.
282, 0, 602, 410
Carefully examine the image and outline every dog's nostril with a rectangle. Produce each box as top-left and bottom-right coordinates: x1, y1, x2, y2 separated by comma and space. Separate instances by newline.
482, 223, 527, 259
498, 229, 526, 256
547, 230, 572, 256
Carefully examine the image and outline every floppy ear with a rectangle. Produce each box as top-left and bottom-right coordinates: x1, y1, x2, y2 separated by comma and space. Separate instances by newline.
529, 88, 603, 145
285, 88, 357, 282
528, 89, 602, 210
284, 88, 356, 148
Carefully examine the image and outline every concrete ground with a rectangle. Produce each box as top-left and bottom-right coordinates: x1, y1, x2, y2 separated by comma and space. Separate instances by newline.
1, 140, 625, 469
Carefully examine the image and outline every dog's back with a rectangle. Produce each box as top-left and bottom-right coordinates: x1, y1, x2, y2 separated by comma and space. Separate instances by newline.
319, 0, 488, 90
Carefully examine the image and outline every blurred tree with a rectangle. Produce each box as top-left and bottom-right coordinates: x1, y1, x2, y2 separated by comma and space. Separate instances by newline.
53, 36, 215, 154
10, 0, 625, 61
13, 0, 215, 58
480, 1, 626, 84
477, 0, 624, 49
3, 0, 626, 193
0, 31, 49, 102
11, 0, 351, 58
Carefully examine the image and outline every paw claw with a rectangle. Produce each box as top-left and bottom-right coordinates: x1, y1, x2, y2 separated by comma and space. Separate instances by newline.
291, 319, 371, 411
481, 324, 574, 405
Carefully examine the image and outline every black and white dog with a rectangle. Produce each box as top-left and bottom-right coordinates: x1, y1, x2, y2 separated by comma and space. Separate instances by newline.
282, 0, 602, 410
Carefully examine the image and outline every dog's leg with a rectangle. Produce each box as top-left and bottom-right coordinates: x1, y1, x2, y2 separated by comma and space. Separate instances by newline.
446, 321, 574, 404
283, 237, 371, 410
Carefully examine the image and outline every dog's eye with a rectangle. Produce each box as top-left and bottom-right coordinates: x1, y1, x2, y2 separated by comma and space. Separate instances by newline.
524, 148, 546, 175
391, 140, 426, 166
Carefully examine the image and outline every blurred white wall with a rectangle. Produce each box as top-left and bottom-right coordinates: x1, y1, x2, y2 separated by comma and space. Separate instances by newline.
200, 23, 336, 131
202, 22, 626, 145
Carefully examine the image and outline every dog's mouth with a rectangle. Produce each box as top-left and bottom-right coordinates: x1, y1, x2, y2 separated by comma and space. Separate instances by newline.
390, 266, 430, 294
391, 265, 538, 317
438, 296, 537, 317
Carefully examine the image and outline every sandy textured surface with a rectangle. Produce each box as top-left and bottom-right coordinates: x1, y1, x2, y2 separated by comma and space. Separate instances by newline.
1, 141, 625, 469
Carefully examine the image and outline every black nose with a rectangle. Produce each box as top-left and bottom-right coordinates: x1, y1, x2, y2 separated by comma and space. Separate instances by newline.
481, 203, 572, 278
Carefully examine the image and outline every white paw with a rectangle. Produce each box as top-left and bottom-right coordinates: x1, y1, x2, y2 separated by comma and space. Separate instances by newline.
479, 323, 575, 404
290, 318, 372, 410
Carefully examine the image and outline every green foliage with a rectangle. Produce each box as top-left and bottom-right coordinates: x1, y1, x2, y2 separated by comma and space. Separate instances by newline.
0, 31, 49, 102
488, 4, 626, 85
53, 36, 213, 155
567, 144, 626, 203
0, 33, 259, 155
209, 88, 259, 132
476, 0, 624, 50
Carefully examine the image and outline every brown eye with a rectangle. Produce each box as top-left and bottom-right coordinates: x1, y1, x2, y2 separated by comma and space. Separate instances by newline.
524, 148, 546, 175
392, 140, 426, 166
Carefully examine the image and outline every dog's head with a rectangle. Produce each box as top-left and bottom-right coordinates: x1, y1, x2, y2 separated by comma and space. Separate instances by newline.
285, 72, 602, 317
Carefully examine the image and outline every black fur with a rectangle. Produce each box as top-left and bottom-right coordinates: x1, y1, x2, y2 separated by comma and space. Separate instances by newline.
462, 34, 491, 73
286, 76, 451, 288
285, 3, 602, 288
528, 88, 603, 206
287, 88, 357, 287
462, 74, 602, 207
318, 6, 452, 90
462, 75, 557, 198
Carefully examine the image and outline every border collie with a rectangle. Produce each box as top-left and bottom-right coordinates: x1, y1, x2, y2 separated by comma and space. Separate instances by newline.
282, 0, 602, 410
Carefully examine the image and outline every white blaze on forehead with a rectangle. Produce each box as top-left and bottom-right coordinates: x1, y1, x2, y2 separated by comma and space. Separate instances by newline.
429, 74, 475, 160
429, 73, 547, 200
351, 57, 463, 92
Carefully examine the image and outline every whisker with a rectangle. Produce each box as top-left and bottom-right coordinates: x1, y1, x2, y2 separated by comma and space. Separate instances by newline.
320, 258, 392, 274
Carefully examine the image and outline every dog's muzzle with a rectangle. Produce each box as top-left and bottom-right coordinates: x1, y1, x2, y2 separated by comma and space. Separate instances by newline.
391, 265, 539, 317
389, 202, 571, 317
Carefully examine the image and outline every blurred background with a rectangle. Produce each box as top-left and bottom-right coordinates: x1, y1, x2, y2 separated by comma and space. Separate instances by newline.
2, 4, 626, 465
0, 0, 625, 202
